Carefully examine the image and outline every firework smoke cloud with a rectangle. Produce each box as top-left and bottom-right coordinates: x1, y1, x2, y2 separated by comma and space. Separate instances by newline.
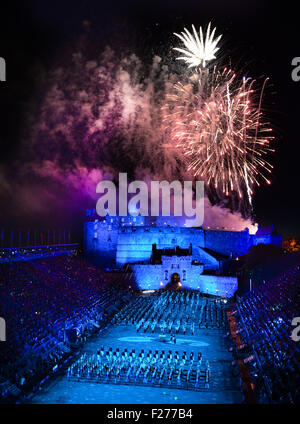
0, 22, 266, 232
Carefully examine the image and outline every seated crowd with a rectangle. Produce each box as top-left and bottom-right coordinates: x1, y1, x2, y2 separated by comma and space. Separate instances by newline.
0, 254, 133, 402
3, 251, 299, 403
235, 264, 300, 403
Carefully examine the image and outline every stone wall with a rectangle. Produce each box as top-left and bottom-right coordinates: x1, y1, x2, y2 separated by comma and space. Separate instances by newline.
84, 220, 282, 267
131, 261, 237, 297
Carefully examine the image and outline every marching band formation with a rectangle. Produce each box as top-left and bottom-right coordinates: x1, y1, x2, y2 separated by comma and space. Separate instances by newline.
113, 290, 227, 334
67, 290, 228, 391
67, 346, 210, 390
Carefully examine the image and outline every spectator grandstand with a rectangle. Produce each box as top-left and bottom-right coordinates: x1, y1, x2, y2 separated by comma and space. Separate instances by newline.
1, 249, 300, 404
232, 264, 300, 403
0, 254, 134, 402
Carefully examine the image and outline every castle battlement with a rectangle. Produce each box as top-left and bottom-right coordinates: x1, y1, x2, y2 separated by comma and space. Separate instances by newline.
83, 214, 282, 296
84, 215, 281, 266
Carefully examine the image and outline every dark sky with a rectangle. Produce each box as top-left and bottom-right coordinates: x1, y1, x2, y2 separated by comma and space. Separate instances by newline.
1, 0, 300, 238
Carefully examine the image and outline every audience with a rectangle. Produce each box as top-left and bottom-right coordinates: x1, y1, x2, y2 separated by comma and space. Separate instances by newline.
0, 254, 133, 402
2, 252, 299, 403
235, 264, 300, 403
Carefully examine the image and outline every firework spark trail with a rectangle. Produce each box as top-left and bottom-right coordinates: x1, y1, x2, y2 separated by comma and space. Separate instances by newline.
166, 22, 275, 212
163, 66, 274, 206
0, 29, 262, 232
173, 22, 222, 68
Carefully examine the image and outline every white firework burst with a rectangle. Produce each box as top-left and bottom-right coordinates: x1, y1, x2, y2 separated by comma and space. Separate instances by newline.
173, 22, 222, 68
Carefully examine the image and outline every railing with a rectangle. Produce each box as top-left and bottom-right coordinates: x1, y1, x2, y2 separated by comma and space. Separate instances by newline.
0, 244, 79, 262
0, 243, 79, 250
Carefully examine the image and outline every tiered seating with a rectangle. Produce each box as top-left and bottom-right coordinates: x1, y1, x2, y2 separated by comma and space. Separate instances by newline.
67, 346, 210, 391
235, 264, 300, 403
113, 290, 227, 334
0, 255, 133, 402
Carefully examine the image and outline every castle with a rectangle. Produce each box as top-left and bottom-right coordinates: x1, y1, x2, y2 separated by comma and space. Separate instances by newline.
84, 210, 282, 297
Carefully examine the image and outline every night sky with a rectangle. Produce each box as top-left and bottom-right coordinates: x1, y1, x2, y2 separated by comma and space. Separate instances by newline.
1, 0, 300, 238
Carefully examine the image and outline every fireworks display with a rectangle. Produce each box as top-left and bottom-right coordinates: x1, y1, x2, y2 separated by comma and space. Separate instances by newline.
0, 22, 272, 231
166, 24, 274, 207
173, 22, 222, 68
